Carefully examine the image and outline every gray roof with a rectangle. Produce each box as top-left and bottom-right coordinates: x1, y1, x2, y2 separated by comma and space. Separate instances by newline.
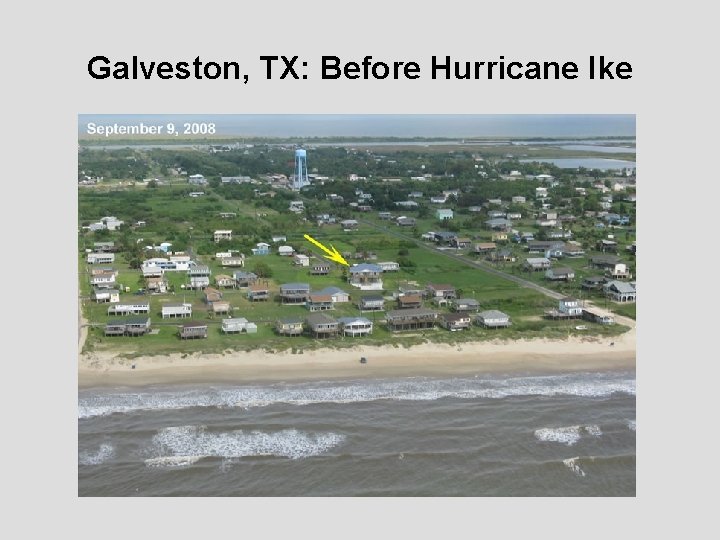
280, 282, 310, 291
361, 295, 384, 302
317, 286, 347, 296
279, 317, 303, 324
349, 263, 382, 273
337, 317, 372, 325
477, 310, 509, 320
306, 312, 338, 326
455, 298, 479, 305
606, 280, 636, 293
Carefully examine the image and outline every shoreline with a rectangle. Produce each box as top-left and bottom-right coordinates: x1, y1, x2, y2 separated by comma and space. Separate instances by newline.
79, 327, 635, 389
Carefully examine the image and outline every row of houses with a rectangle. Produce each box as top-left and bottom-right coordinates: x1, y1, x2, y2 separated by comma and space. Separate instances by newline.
276, 308, 512, 337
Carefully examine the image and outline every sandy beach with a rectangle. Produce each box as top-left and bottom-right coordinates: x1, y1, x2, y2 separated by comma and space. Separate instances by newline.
78, 324, 635, 388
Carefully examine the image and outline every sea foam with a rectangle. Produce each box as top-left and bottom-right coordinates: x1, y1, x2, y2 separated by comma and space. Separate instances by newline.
79, 371, 636, 419
79, 443, 115, 466
145, 426, 345, 467
535, 424, 603, 445
563, 457, 586, 477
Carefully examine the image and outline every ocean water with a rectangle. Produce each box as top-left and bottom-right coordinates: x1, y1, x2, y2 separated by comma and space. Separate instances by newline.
78, 369, 636, 496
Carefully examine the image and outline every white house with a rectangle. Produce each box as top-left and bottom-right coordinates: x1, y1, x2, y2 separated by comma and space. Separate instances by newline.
337, 317, 373, 337
294, 254, 310, 266
436, 209, 454, 220
188, 174, 207, 185
90, 272, 117, 288
317, 286, 350, 303
377, 261, 400, 272
220, 256, 245, 267
278, 245, 295, 256
558, 297, 583, 316
214, 230, 232, 243
108, 301, 150, 315
221, 317, 249, 333
87, 252, 115, 264
161, 303, 192, 318
92, 288, 120, 303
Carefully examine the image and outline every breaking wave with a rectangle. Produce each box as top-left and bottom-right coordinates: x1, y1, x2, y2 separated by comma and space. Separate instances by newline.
535, 425, 603, 446
563, 457, 587, 477
79, 443, 115, 466
144, 426, 345, 467
79, 371, 635, 419
627, 419, 636, 431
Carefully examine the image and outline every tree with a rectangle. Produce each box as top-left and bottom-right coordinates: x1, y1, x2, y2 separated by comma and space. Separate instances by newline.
252, 262, 273, 278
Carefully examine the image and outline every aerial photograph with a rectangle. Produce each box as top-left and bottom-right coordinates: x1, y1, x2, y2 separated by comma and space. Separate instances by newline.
77, 114, 636, 496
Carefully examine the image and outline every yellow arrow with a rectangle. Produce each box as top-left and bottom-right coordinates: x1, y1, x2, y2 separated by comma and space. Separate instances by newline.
303, 234, 349, 266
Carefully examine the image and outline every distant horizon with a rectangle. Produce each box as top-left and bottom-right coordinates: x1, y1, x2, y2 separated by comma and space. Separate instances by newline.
78, 114, 635, 139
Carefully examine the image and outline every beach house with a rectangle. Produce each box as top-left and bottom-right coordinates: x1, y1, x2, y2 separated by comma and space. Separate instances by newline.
337, 317, 374, 337
179, 322, 208, 339
107, 301, 150, 316
545, 267, 576, 281
475, 310, 511, 328
426, 284, 457, 306
221, 318, 248, 333
233, 271, 258, 288
92, 288, 120, 303
397, 294, 423, 309
310, 262, 331, 275
441, 312, 472, 331
452, 298, 480, 312
252, 242, 270, 256
306, 293, 334, 312
348, 264, 383, 290
386, 308, 438, 332
604, 280, 637, 302
247, 283, 270, 302
280, 283, 311, 304
358, 295, 385, 312
213, 230, 232, 243
275, 317, 304, 336
162, 303, 192, 319
305, 313, 340, 339
104, 317, 151, 337
215, 274, 236, 288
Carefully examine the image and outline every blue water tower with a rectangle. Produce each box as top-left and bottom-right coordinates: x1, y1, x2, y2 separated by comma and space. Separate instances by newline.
293, 148, 310, 190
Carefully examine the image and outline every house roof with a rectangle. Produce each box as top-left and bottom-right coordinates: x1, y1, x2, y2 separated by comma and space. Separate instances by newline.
526, 257, 551, 264
278, 317, 303, 325
308, 294, 332, 303
349, 263, 382, 273
337, 317, 372, 326
223, 317, 248, 324
386, 308, 439, 319
317, 286, 347, 296
281, 282, 310, 291
249, 284, 268, 292
455, 298, 479, 305
606, 281, 636, 293
306, 313, 338, 326
443, 312, 470, 322
477, 310, 509, 319
182, 321, 207, 329
361, 295, 384, 302
549, 267, 574, 275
